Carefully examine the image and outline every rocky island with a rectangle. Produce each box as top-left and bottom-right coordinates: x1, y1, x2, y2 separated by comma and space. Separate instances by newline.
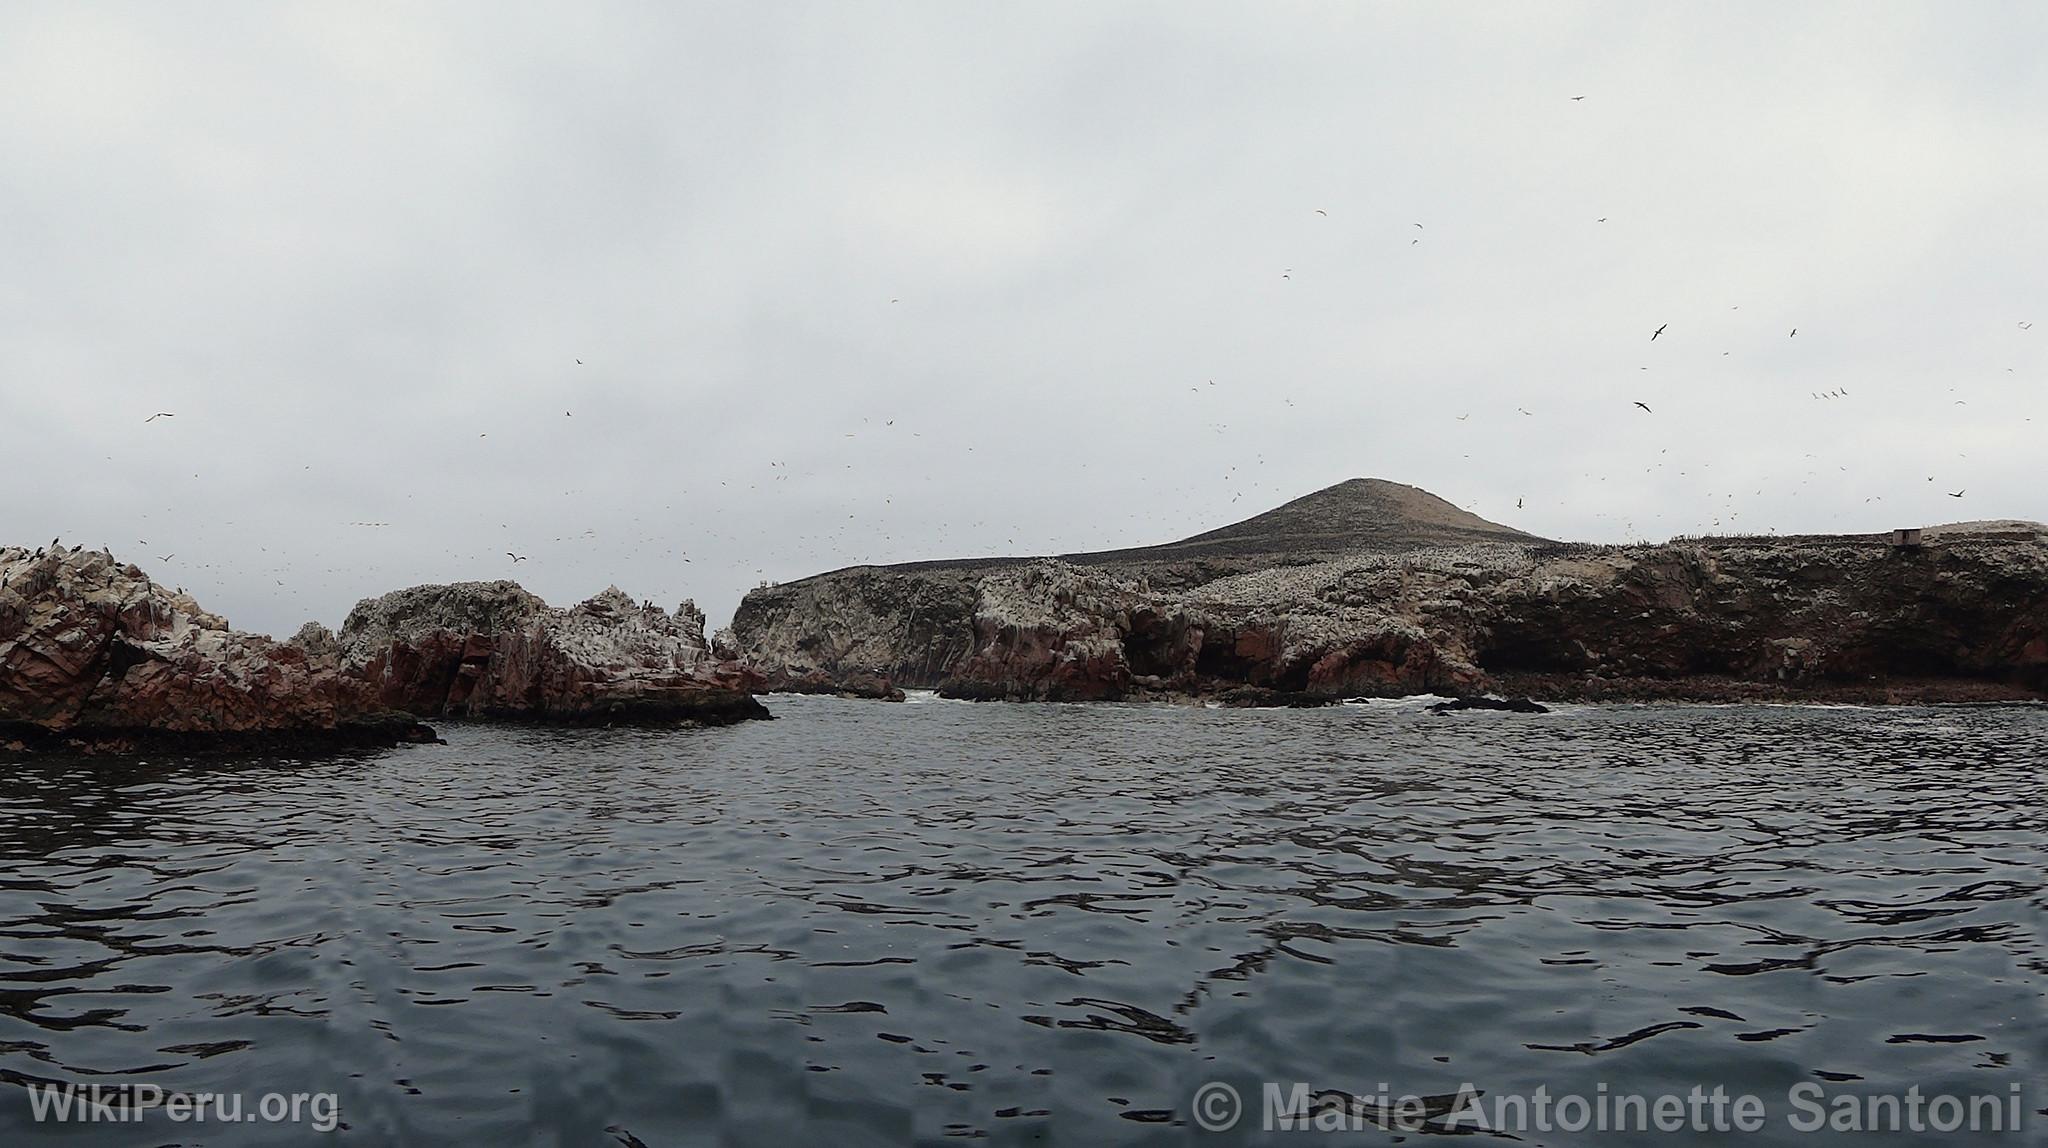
7, 480, 2041, 753
1, 548, 768, 755
727, 479, 2048, 705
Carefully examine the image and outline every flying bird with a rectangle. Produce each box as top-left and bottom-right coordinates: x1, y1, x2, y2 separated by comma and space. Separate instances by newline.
158, 554, 174, 562
1570, 95, 1586, 100
2020, 321, 2034, 330
1314, 209, 1327, 216
1789, 328, 1797, 337
144, 412, 174, 423
1634, 402, 1653, 412
507, 552, 527, 562
1651, 324, 1667, 340
1947, 490, 1965, 498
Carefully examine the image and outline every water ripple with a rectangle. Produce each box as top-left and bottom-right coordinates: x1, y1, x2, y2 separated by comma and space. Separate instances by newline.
0, 698, 2042, 1144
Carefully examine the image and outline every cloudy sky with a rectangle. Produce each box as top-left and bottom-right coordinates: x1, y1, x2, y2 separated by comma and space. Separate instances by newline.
4, 2, 2042, 637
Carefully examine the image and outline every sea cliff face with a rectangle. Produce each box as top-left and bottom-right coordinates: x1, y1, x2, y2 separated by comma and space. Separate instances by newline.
0, 545, 435, 753
725, 568, 982, 696
729, 530, 2048, 705
328, 581, 770, 725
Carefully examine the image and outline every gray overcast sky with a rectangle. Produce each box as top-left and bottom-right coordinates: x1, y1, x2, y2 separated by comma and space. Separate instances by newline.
4, 1, 2043, 637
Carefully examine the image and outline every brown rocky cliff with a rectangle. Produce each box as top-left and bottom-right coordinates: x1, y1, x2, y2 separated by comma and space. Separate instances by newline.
0, 545, 435, 752
1481, 536, 2048, 691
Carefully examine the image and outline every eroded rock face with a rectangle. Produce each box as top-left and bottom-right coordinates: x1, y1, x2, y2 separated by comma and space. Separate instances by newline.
941, 563, 1147, 701
0, 546, 435, 753
932, 559, 1483, 703
1475, 534, 2048, 699
334, 582, 769, 724
730, 532, 2048, 705
729, 568, 980, 694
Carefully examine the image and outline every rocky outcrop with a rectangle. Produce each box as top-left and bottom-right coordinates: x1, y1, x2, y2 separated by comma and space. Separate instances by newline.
729, 486, 2048, 705
753, 667, 906, 701
331, 582, 770, 725
1428, 696, 1549, 714
0, 545, 437, 754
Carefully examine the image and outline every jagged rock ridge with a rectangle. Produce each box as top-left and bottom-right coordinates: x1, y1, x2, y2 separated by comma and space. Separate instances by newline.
330, 581, 769, 724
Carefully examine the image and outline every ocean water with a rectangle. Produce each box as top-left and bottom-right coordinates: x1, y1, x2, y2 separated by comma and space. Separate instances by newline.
1, 697, 2042, 1146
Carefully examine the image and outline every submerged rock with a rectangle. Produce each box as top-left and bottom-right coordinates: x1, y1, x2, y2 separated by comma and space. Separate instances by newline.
0, 545, 436, 754
333, 582, 769, 725
757, 667, 906, 702
1427, 696, 1550, 714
